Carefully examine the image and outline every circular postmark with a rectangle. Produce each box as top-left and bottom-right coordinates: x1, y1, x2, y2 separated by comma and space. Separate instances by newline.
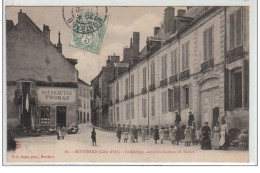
62, 7, 108, 34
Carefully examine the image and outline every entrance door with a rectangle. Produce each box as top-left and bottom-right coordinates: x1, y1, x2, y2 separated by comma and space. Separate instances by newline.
200, 88, 219, 129
21, 82, 31, 127
56, 106, 66, 128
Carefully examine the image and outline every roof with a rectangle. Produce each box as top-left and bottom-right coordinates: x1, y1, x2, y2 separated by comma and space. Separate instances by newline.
78, 78, 91, 86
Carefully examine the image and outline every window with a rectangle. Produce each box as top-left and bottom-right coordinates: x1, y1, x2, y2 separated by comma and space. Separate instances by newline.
87, 100, 89, 109
182, 41, 190, 71
203, 26, 214, 61
143, 67, 147, 88
151, 95, 155, 115
171, 49, 178, 75
232, 70, 242, 108
78, 98, 82, 107
116, 107, 120, 121
173, 87, 180, 110
161, 55, 167, 80
116, 81, 119, 99
230, 8, 242, 49
168, 89, 174, 112
84, 112, 86, 123
125, 78, 129, 96
83, 100, 86, 108
87, 113, 90, 121
150, 61, 155, 85
83, 88, 86, 97
40, 106, 50, 124
142, 98, 147, 117
131, 74, 134, 94
183, 86, 190, 108
79, 87, 82, 96
161, 91, 168, 113
126, 103, 130, 120
131, 101, 135, 119
80, 111, 82, 123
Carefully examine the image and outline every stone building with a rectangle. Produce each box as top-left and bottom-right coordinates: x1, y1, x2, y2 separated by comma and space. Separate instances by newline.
107, 6, 249, 134
77, 79, 92, 124
6, 10, 79, 130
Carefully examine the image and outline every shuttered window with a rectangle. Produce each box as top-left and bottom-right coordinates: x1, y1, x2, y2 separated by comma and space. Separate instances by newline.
161, 55, 167, 80
143, 67, 147, 88
126, 103, 130, 120
116, 82, 119, 99
125, 78, 129, 96
161, 91, 168, 113
116, 107, 120, 121
131, 74, 134, 94
183, 86, 190, 108
151, 95, 155, 115
142, 98, 147, 117
203, 26, 214, 61
182, 42, 190, 70
168, 89, 174, 112
171, 49, 178, 75
174, 87, 180, 110
150, 61, 155, 85
131, 101, 135, 119
230, 8, 242, 50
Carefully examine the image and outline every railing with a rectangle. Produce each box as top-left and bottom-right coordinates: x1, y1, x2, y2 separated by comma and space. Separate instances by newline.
149, 84, 156, 92
179, 70, 190, 80
124, 94, 129, 100
141, 87, 147, 94
201, 58, 214, 72
225, 45, 243, 61
169, 74, 178, 84
160, 78, 168, 87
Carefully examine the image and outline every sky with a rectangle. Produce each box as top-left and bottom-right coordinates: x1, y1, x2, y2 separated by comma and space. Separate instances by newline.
6, 6, 185, 84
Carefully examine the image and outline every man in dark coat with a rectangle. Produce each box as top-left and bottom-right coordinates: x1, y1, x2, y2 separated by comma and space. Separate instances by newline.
175, 125, 181, 145
201, 122, 212, 150
175, 111, 181, 125
91, 128, 97, 146
188, 111, 195, 126
116, 124, 122, 143
133, 126, 138, 143
153, 126, 160, 144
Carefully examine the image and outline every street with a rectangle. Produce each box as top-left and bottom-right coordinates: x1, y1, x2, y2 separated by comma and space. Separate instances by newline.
7, 123, 249, 163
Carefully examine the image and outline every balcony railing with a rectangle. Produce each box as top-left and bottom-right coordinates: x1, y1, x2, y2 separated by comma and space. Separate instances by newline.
129, 92, 134, 98
169, 74, 178, 84
149, 84, 156, 92
160, 78, 168, 87
141, 87, 147, 94
179, 70, 190, 80
201, 58, 214, 72
115, 98, 119, 104
225, 45, 243, 61
124, 94, 129, 100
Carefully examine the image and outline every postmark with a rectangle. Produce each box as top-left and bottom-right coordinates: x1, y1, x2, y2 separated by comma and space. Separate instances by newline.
63, 7, 109, 54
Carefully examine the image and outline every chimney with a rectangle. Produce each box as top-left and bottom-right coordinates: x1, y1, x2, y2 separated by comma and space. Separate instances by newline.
177, 9, 186, 16
154, 27, 161, 36
132, 32, 140, 57
43, 24, 50, 40
163, 7, 175, 34
56, 31, 62, 53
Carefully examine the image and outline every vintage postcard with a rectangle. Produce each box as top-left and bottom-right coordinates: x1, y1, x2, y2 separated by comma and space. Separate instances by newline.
2, 0, 258, 165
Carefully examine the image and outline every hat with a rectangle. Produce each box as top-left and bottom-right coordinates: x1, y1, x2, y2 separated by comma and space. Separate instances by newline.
204, 121, 209, 124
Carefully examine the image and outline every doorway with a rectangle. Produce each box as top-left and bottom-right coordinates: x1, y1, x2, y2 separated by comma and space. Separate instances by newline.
56, 106, 66, 128
21, 82, 31, 127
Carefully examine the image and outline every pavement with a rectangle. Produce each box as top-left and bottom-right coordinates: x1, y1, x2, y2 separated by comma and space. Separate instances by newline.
6, 123, 249, 163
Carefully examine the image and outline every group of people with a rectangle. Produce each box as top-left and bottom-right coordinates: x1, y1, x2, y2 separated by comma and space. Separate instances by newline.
116, 125, 147, 143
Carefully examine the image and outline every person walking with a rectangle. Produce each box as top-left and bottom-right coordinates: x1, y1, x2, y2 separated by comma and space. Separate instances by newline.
141, 126, 147, 142
159, 126, 164, 144
116, 124, 122, 143
153, 126, 159, 144
212, 121, 220, 150
219, 119, 229, 150
133, 126, 138, 143
91, 128, 97, 146
201, 122, 212, 150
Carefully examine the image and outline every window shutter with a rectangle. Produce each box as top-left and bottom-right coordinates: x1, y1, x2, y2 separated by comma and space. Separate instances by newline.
168, 89, 173, 112
186, 42, 190, 69
203, 30, 208, 61
236, 8, 242, 47
173, 86, 180, 110
182, 44, 185, 70
171, 52, 174, 75
209, 26, 213, 59
224, 68, 230, 110
230, 13, 235, 49
29, 82, 36, 98
243, 59, 249, 108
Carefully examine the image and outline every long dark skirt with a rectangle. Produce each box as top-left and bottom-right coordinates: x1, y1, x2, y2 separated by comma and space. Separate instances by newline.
201, 136, 212, 150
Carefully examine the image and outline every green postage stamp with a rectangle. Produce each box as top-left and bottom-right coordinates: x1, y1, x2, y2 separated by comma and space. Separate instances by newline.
66, 8, 109, 54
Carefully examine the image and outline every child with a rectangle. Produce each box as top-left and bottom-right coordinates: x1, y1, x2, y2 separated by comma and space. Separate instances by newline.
195, 126, 202, 145
184, 126, 191, 146
123, 131, 129, 143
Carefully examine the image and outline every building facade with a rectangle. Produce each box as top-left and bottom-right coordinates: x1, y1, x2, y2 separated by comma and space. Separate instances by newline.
6, 10, 79, 130
107, 6, 249, 134
78, 79, 92, 124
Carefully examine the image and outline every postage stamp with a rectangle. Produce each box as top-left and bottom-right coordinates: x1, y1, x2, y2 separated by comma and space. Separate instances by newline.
63, 7, 109, 54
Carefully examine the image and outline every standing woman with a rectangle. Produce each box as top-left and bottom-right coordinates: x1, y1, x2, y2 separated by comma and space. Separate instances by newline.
201, 122, 212, 150
219, 119, 229, 150
153, 126, 160, 144
212, 122, 220, 150
175, 125, 181, 145
159, 126, 164, 144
